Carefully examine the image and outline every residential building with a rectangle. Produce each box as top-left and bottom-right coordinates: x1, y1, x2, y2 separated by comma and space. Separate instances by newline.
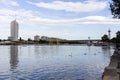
34, 35, 40, 41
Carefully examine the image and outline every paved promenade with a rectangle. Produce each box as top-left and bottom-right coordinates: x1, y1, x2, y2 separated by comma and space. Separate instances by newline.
103, 48, 120, 80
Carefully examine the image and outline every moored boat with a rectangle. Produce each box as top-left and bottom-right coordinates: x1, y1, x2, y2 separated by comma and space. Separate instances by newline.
94, 42, 110, 46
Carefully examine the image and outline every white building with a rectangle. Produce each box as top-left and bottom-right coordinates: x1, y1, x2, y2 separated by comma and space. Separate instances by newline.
34, 35, 40, 41
10, 20, 19, 41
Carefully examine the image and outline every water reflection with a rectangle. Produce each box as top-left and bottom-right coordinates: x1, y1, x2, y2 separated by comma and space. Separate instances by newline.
87, 46, 91, 55
101, 46, 112, 58
34, 45, 41, 58
40, 46, 60, 56
0, 45, 114, 80
10, 45, 18, 69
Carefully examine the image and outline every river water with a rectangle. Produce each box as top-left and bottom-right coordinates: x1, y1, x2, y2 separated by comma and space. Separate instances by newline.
0, 45, 114, 80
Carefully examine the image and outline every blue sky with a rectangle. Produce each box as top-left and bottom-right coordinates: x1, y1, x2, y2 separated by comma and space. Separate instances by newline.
0, 0, 120, 40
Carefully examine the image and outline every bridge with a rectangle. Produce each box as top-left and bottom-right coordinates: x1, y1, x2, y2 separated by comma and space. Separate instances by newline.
61, 39, 101, 44
49, 39, 101, 44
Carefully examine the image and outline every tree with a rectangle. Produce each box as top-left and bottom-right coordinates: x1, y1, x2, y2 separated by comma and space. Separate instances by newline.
111, 37, 116, 43
110, 1, 120, 48
101, 34, 110, 42
39, 39, 48, 44
110, 0, 120, 18
28, 38, 32, 41
19, 37, 22, 41
116, 31, 120, 43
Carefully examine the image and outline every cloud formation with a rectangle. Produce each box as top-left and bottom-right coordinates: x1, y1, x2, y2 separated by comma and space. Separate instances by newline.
0, 0, 19, 6
0, 8, 120, 27
0, 0, 119, 40
27, 0, 107, 13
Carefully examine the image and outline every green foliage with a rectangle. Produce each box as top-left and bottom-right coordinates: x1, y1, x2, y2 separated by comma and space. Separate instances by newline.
110, 1, 120, 48
19, 37, 23, 41
101, 34, 110, 42
28, 38, 32, 41
111, 37, 116, 43
114, 31, 120, 48
110, 0, 120, 18
39, 39, 48, 44
116, 31, 120, 43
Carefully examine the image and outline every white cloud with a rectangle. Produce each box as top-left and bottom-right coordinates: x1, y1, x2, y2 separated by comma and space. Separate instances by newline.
0, 0, 19, 6
27, 0, 107, 13
0, 8, 120, 27
0, 8, 119, 39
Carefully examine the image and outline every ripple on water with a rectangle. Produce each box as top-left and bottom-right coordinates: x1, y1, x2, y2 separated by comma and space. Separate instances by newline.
0, 45, 114, 80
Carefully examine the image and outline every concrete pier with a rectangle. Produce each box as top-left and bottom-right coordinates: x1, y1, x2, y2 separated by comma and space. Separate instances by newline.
103, 48, 120, 80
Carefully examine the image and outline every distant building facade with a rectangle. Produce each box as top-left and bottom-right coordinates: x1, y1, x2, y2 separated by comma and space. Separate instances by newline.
34, 35, 40, 41
41, 36, 64, 41
9, 20, 19, 41
41, 36, 50, 41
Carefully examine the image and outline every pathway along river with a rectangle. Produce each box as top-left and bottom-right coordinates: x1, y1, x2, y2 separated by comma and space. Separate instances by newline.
0, 45, 114, 80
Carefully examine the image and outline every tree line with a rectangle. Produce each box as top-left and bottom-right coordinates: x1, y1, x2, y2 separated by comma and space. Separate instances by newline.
101, 0, 120, 48
110, 0, 120, 48
101, 31, 120, 44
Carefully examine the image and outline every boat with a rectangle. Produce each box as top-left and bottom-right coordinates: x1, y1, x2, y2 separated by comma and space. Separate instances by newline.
87, 37, 92, 46
94, 42, 110, 46
87, 42, 92, 46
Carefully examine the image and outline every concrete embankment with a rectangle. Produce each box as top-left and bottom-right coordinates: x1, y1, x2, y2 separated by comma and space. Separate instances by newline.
103, 48, 120, 80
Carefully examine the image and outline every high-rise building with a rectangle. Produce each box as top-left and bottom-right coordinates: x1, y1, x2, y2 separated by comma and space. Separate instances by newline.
10, 20, 19, 41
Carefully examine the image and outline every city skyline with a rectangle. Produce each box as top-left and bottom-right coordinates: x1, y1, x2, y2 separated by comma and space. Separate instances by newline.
0, 0, 120, 40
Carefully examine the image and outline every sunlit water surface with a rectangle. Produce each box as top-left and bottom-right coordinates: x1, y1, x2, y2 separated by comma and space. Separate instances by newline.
0, 45, 114, 80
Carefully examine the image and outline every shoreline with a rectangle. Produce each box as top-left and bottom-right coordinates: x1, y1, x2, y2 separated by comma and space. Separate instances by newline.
102, 48, 120, 80
0, 43, 87, 46
0, 41, 86, 45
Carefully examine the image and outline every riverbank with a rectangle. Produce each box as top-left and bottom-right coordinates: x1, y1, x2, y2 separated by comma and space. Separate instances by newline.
103, 48, 120, 80
0, 41, 86, 45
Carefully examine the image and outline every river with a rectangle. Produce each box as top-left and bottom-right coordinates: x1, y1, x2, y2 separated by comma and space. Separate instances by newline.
0, 45, 114, 80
